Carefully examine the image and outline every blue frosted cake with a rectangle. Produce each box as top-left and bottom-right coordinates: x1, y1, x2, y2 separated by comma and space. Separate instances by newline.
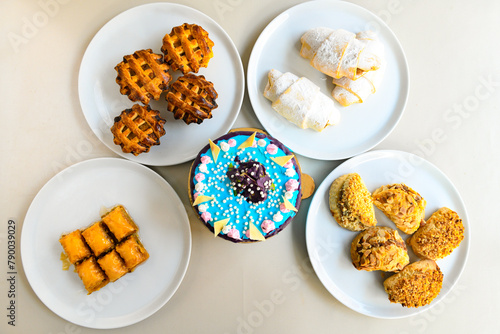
188, 129, 302, 243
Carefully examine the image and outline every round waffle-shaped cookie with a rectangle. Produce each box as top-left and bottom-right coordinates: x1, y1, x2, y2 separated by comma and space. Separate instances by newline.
188, 129, 302, 243
166, 73, 218, 124
409, 207, 464, 260
161, 23, 214, 74
383, 259, 443, 308
110, 104, 166, 156
350, 226, 409, 272
114, 49, 172, 105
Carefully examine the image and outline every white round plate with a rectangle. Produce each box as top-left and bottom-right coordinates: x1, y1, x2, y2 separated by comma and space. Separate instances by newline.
79, 3, 245, 166
306, 150, 469, 318
247, 1, 409, 160
21, 158, 192, 328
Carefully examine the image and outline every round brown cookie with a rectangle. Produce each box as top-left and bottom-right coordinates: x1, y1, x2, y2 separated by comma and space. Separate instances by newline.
301, 173, 315, 199
161, 23, 214, 74
110, 104, 166, 156
114, 49, 172, 104
166, 73, 218, 125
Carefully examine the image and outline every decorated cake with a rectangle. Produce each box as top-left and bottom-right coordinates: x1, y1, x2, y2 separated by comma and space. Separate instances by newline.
188, 129, 302, 243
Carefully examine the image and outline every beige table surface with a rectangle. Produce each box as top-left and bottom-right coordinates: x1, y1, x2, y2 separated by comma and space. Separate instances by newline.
1, 0, 498, 333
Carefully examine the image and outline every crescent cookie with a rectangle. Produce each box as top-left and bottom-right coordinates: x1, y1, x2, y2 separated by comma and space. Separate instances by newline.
383, 259, 443, 308
372, 183, 426, 234
409, 207, 464, 260
329, 173, 377, 231
350, 226, 409, 272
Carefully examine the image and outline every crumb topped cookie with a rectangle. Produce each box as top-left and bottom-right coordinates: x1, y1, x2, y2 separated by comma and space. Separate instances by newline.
188, 130, 302, 243
329, 173, 377, 231
409, 207, 464, 260
383, 259, 443, 308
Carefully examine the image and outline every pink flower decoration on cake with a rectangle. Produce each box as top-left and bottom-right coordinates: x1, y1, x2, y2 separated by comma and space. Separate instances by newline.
228, 138, 236, 147
245, 229, 251, 238
261, 220, 275, 234
195, 173, 205, 182
283, 160, 293, 169
227, 228, 241, 240
266, 144, 278, 155
201, 156, 212, 164
279, 203, 290, 213
193, 192, 202, 200
285, 179, 299, 192
201, 212, 211, 222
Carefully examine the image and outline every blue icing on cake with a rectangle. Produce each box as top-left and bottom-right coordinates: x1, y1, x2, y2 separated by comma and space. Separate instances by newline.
190, 131, 301, 243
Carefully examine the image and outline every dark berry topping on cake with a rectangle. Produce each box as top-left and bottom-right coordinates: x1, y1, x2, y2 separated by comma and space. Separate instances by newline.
226, 160, 273, 203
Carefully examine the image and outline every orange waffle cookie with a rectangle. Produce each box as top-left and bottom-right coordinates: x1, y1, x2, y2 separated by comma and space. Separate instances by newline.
111, 104, 166, 156
166, 73, 218, 124
161, 23, 214, 74
115, 49, 172, 104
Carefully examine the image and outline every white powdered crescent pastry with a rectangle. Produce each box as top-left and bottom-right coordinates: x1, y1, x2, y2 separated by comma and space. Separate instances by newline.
300, 28, 384, 80
332, 61, 386, 106
263, 69, 340, 132
356, 31, 385, 73
331, 31, 386, 106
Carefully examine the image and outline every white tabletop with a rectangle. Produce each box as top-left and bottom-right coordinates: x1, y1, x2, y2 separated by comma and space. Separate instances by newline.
1, 0, 497, 333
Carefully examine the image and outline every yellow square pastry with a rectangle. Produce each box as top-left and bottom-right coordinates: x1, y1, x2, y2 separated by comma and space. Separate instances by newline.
75, 257, 109, 294
115, 235, 149, 271
97, 250, 129, 282
81, 221, 115, 257
59, 230, 92, 264
102, 205, 138, 242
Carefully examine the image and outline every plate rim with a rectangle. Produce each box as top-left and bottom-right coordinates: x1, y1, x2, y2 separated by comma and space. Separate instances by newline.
78, 2, 245, 166
247, 0, 410, 160
305, 149, 470, 319
20, 157, 192, 328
